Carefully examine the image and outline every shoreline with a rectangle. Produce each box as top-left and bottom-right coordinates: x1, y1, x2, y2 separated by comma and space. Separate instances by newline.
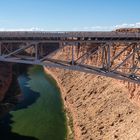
44, 67, 74, 140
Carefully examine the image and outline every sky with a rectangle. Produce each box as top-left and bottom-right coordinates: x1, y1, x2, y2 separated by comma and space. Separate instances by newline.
0, 0, 140, 31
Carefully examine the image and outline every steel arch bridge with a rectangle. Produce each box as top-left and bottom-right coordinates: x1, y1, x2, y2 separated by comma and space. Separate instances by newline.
0, 31, 140, 84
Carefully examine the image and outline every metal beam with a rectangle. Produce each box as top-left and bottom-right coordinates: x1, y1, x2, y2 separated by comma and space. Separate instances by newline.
113, 46, 140, 71
0, 31, 140, 84
0, 42, 1, 56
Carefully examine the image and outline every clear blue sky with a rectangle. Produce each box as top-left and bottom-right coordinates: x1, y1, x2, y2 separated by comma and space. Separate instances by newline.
0, 0, 140, 31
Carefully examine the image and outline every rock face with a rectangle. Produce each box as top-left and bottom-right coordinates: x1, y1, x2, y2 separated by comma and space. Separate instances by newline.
45, 28, 140, 140
0, 62, 14, 118
0, 62, 12, 101
45, 68, 140, 140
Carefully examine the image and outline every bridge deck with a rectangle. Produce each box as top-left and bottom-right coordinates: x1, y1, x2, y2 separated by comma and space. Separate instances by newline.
0, 31, 139, 42
0, 31, 140, 84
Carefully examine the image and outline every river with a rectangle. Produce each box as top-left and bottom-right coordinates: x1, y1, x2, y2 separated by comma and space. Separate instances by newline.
0, 66, 67, 140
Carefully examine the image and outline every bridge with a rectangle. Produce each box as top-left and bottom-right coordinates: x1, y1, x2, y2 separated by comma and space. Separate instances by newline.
0, 31, 140, 84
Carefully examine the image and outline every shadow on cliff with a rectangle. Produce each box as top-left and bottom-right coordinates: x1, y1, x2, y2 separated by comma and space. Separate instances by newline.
3, 71, 40, 111
0, 79, 40, 140
0, 114, 38, 140
0, 64, 40, 140
0, 80, 40, 140
12, 64, 40, 110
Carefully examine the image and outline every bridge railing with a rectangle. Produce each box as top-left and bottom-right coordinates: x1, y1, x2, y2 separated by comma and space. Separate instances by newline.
0, 31, 140, 38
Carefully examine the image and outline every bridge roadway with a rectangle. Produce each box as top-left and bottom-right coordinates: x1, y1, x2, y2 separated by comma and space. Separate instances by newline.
0, 31, 140, 84
0, 31, 140, 41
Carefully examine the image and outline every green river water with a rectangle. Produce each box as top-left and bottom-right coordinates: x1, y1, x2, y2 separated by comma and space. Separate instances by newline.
1, 66, 67, 140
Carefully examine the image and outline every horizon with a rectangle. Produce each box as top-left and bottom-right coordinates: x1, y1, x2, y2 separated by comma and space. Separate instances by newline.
0, 27, 140, 32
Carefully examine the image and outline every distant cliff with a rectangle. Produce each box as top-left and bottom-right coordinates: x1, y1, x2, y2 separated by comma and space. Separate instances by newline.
116, 28, 140, 33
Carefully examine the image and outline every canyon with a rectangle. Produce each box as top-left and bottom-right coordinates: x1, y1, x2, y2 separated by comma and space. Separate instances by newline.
1, 28, 140, 140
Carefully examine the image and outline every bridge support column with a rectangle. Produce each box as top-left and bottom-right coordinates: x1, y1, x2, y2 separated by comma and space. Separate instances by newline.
0, 42, 1, 56
72, 45, 74, 65
35, 43, 38, 61
131, 44, 136, 75
102, 45, 106, 69
107, 44, 111, 71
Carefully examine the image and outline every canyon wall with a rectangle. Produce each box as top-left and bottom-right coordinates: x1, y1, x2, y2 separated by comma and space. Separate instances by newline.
0, 62, 12, 101
0, 63, 21, 119
45, 67, 140, 140
0, 62, 13, 118
45, 28, 140, 140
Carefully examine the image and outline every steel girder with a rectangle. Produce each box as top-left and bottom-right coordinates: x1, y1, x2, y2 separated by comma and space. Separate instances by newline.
0, 41, 140, 84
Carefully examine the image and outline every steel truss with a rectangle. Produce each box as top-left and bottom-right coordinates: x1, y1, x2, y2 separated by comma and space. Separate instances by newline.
0, 32, 140, 84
